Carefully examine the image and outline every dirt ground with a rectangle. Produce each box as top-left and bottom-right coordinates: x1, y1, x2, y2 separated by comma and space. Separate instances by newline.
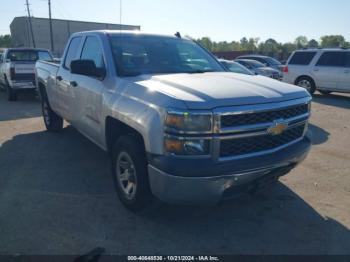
0, 91, 349, 255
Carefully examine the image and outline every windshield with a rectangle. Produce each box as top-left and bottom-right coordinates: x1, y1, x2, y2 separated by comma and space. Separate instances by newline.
241, 60, 265, 69
109, 35, 225, 76
6, 50, 52, 62
265, 57, 281, 65
221, 61, 253, 75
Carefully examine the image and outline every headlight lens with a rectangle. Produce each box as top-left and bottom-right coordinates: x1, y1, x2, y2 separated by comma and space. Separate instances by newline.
164, 137, 210, 155
165, 110, 212, 133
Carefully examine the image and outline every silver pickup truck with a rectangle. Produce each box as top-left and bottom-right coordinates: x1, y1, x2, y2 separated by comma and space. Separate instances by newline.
0, 48, 53, 101
36, 31, 312, 211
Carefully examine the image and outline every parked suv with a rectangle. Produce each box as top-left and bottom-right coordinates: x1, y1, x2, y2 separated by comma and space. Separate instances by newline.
282, 49, 350, 95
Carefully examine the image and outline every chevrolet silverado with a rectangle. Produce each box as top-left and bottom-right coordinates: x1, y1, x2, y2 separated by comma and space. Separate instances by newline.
35, 31, 312, 211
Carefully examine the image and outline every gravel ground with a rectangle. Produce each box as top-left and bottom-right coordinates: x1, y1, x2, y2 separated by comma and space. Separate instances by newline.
0, 91, 349, 255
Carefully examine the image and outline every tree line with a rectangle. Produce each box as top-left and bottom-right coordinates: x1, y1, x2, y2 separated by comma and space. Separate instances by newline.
196, 35, 350, 61
0, 35, 11, 48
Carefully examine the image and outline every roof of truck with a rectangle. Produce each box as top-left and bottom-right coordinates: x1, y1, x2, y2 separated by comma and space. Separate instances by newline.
4, 48, 50, 52
72, 30, 183, 39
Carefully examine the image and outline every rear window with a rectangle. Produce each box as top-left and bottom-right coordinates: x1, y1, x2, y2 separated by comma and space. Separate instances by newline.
6, 50, 52, 62
316, 51, 346, 67
289, 52, 316, 65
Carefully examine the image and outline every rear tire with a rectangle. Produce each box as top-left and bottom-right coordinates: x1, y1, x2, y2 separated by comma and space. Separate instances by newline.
111, 134, 153, 212
295, 76, 316, 95
319, 90, 332, 95
6, 80, 18, 101
41, 91, 63, 132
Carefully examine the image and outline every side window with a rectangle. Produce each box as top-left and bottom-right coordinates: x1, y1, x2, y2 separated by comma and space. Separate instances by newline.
0, 54, 3, 63
64, 37, 82, 69
254, 57, 266, 64
316, 51, 346, 67
346, 52, 350, 67
289, 52, 316, 65
38, 51, 53, 61
80, 36, 105, 69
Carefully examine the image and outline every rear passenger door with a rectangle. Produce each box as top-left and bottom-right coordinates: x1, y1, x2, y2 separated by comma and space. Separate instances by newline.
313, 51, 346, 90
337, 52, 350, 91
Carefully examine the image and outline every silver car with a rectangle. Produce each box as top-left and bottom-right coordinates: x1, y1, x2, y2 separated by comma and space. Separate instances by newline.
235, 59, 282, 80
219, 59, 254, 75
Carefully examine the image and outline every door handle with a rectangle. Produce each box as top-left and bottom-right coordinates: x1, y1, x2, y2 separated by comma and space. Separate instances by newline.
345, 70, 349, 74
56, 75, 63, 81
70, 81, 78, 87
314, 68, 319, 72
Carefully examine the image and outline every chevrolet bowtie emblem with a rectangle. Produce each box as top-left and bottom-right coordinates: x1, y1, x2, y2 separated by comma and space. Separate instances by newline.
267, 120, 288, 136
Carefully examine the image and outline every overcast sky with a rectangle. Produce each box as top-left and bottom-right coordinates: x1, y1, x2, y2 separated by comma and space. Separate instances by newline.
1, 0, 349, 43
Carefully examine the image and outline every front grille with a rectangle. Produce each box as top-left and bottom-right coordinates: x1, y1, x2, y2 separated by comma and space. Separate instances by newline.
221, 104, 308, 128
219, 125, 305, 158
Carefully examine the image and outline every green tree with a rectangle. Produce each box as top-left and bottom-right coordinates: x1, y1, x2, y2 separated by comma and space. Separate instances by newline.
308, 39, 319, 48
259, 38, 280, 56
197, 37, 213, 51
0, 35, 12, 47
294, 36, 308, 49
320, 35, 346, 48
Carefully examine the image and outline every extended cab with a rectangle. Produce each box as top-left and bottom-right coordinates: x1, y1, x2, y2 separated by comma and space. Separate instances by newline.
35, 31, 312, 211
0, 48, 53, 101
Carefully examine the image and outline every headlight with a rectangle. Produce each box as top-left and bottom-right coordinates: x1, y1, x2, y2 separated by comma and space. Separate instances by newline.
164, 137, 210, 155
165, 110, 212, 133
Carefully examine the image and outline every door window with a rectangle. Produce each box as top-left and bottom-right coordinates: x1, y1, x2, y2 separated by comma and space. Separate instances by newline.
64, 37, 82, 69
316, 51, 346, 67
289, 52, 316, 65
346, 52, 350, 68
80, 36, 105, 70
38, 51, 53, 61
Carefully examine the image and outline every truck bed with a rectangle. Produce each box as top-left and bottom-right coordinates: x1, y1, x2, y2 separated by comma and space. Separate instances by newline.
35, 60, 60, 85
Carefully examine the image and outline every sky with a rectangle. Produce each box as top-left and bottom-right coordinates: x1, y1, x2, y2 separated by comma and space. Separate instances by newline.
1, 0, 349, 43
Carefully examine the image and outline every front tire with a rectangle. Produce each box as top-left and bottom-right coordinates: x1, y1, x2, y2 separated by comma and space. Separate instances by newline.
41, 92, 63, 132
112, 135, 152, 212
296, 76, 316, 95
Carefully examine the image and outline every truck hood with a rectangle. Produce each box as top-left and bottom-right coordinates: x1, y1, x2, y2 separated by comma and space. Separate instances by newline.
133, 72, 309, 109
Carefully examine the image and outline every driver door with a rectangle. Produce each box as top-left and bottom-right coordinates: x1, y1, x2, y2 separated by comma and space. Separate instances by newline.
69, 35, 107, 146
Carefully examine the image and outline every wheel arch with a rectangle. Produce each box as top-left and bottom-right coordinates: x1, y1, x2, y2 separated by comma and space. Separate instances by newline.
295, 75, 316, 87
105, 116, 146, 155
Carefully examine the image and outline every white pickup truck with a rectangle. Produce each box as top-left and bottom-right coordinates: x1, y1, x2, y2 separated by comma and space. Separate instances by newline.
36, 31, 312, 211
0, 48, 53, 101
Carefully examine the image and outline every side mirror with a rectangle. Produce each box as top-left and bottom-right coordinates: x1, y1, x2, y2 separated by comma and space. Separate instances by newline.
70, 59, 105, 78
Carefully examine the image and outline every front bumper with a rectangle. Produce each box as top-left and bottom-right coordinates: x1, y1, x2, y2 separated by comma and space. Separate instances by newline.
148, 135, 311, 205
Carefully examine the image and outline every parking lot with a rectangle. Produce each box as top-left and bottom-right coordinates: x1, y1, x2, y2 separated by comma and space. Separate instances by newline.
0, 90, 350, 255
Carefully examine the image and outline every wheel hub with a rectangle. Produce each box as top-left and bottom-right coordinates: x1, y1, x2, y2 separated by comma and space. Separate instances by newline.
116, 152, 137, 200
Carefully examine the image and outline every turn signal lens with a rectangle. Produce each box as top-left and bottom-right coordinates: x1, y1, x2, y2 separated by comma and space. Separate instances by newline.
164, 138, 210, 155
164, 139, 183, 153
